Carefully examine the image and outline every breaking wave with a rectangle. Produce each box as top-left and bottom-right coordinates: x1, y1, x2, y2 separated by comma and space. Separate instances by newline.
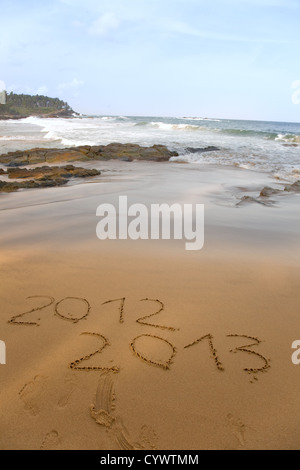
1, 114, 300, 181
220, 128, 278, 139
178, 117, 221, 122
275, 134, 300, 143
135, 121, 203, 131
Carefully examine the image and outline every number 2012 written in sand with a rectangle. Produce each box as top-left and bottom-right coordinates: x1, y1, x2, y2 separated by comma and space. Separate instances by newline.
7, 296, 271, 380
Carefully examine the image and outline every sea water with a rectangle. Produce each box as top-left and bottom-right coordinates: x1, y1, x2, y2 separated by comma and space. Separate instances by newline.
0, 115, 299, 181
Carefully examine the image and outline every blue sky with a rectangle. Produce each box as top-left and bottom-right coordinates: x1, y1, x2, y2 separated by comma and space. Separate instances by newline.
1, 0, 300, 121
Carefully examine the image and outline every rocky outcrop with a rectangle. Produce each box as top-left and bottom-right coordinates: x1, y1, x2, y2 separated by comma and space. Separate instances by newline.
236, 195, 271, 207
0, 110, 77, 120
285, 181, 300, 193
259, 187, 281, 198
237, 180, 300, 206
0, 165, 101, 193
6, 165, 100, 180
0, 143, 179, 166
0, 178, 69, 192
259, 181, 300, 198
186, 146, 220, 153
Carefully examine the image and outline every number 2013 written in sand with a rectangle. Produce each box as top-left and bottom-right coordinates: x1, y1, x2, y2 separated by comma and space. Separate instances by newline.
7, 296, 271, 380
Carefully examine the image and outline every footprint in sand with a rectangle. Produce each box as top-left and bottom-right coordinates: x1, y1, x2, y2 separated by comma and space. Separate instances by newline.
113, 418, 138, 450
40, 430, 61, 450
137, 425, 158, 450
19, 375, 48, 416
90, 373, 158, 450
57, 372, 78, 408
90, 373, 116, 428
113, 419, 158, 451
227, 413, 247, 447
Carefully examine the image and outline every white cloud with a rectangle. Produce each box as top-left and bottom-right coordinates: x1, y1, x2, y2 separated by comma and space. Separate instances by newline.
0, 80, 6, 91
88, 12, 120, 36
5, 84, 49, 95
57, 78, 84, 91
162, 19, 291, 44
36, 86, 49, 95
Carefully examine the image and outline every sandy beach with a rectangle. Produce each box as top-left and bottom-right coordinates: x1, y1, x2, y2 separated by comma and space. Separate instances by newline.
0, 160, 300, 450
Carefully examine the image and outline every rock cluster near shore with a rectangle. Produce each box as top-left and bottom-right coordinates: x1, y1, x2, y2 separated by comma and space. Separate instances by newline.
0, 143, 179, 166
0, 143, 178, 193
259, 182, 300, 197
236, 181, 300, 206
0, 165, 101, 193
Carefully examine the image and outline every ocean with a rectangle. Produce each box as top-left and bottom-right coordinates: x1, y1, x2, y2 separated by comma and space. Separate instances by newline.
0, 115, 299, 181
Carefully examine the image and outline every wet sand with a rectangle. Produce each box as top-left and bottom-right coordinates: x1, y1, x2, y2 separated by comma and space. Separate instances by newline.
0, 161, 300, 450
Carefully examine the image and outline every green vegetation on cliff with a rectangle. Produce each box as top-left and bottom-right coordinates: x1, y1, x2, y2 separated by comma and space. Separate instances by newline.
0, 92, 75, 118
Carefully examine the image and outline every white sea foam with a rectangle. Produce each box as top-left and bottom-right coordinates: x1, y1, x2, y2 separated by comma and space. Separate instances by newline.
100, 116, 117, 121
148, 121, 202, 131
178, 117, 221, 122
275, 133, 300, 143
1, 115, 300, 181
20, 116, 44, 125
0, 135, 44, 141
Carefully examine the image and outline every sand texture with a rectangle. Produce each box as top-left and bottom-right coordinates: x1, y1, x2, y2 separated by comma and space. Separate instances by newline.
0, 161, 300, 450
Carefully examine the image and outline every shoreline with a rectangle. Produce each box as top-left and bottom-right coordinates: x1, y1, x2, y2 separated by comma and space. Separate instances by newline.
0, 110, 78, 121
1, 115, 299, 185
0, 141, 299, 201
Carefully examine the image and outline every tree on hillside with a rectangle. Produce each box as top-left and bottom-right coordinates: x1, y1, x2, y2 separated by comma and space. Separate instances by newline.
6, 93, 73, 112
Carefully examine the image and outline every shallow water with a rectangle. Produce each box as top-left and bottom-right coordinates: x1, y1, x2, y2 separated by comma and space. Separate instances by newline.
0, 115, 299, 182
0, 161, 299, 264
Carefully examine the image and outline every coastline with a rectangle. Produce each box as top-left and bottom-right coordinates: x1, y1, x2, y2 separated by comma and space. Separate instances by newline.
0, 161, 300, 449
0, 113, 76, 121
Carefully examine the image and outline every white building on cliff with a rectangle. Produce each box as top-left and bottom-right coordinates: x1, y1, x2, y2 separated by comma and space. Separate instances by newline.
0, 90, 6, 105
0, 80, 6, 104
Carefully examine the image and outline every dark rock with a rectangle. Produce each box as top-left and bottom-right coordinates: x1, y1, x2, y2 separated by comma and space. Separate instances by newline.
59, 173, 73, 178
0, 143, 179, 166
7, 165, 101, 180
90, 146, 104, 153
38, 178, 68, 187
236, 196, 270, 207
6, 162, 26, 167
0, 165, 101, 193
284, 181, 300, 193
70, 169, 101, 178
0, 177, 69, 192
186, 146, 220, 153
0, 179, 39, 192
38, 149, 84, 163
259, 187, 281, 197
